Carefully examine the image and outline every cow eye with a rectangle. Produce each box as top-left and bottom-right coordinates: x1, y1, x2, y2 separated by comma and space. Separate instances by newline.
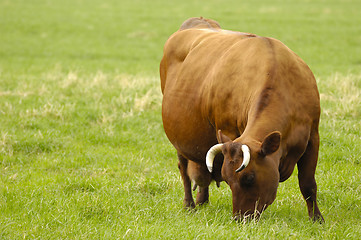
241, 172, 255, 187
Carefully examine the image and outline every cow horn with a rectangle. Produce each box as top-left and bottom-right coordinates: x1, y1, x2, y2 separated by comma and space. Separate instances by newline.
235, 145, 250, 172
206, 144, 223, 173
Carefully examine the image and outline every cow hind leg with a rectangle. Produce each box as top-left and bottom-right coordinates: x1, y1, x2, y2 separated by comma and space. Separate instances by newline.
177, 153, 195, 209
297, 131, 324, 223
187, 160, 212, 205
196, 187, 209, 206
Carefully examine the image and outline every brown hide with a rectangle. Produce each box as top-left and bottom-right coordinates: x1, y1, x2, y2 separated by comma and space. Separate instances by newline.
160, 17, 323, 222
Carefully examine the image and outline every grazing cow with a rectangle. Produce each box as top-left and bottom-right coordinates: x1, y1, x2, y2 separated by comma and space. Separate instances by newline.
160, 17, 324, 222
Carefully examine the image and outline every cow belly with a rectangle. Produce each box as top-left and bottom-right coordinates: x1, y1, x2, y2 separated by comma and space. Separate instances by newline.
162, 93, 216, 162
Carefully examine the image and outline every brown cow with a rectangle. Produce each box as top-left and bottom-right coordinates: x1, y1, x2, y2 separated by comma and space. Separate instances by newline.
160, 17, 324, 222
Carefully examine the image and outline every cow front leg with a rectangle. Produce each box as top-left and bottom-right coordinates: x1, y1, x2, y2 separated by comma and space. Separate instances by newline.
297, 131, 324, 222
177, 153, 195, 209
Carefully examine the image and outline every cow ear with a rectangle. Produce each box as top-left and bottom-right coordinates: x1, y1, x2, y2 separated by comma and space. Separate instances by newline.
261, 131, 281, 156
217, 130, 232, 143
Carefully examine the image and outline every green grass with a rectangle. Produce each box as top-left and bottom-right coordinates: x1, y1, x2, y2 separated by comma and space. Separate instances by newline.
1, 0, 361, 239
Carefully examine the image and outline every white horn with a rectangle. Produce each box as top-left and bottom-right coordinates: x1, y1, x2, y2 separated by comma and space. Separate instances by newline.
206, 144, 223, 173
235, 145, 250, 172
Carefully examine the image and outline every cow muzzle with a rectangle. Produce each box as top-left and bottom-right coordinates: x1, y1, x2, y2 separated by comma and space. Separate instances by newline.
232, 200, 269, 223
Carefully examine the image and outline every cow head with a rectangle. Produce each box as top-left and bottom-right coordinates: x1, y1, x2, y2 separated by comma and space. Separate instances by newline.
206, 130, 281, 220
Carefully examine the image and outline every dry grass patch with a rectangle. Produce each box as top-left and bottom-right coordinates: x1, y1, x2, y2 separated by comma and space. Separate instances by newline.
319, 73, 361, 119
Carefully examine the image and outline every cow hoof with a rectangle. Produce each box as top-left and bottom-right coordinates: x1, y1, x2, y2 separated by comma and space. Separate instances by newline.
312, 214, 325, 224
183, 199, 196, 209
195, 199, 209, 206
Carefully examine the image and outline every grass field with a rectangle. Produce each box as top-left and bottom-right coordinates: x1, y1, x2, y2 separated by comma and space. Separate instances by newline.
1, 0, 361, 239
